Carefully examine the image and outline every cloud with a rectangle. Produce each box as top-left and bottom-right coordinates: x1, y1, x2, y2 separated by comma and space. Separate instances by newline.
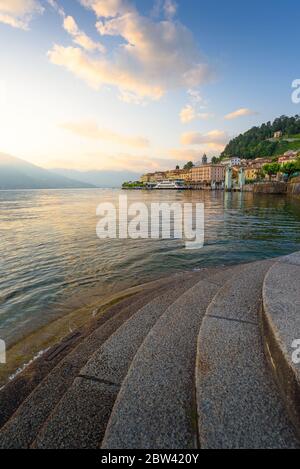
49, 44, 164, 98
48, 2, 105, 52
60, 120, 150, 148
180, 88, 211, 123
79, 0, 132, 18
48, 0, 213, 101
181, 129, 228, 146
63, 15, 105, 52
180, 105, 212, 123
224, 107, 258, 120
0, 0, 43, 29
164, 0, 178, 19
47, 0, 64, 16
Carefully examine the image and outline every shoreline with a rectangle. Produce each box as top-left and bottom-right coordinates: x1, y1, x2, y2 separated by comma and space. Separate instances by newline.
0, 285, 141, 387
0, 273, 177, 388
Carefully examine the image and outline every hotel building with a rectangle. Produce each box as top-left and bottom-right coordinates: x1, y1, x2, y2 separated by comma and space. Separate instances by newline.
191, 165, 226, 183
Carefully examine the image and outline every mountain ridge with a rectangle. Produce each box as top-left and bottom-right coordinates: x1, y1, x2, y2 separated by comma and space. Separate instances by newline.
0, 153, 95, 190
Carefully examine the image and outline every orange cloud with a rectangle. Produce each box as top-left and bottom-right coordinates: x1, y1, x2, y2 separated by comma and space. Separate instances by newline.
0, 0, 43, 29
79, 0, 131, 18
180, 105, 212, 123
60, 120, 150, 148
224, 108, 258, 120
49, 0, 213, 101
63, 15, 105, 52
181, 129, 228, 146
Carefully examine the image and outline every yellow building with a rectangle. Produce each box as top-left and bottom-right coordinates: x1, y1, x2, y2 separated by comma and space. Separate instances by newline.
140, 172, 166, 183
245, 164, 266, 181
191, 165, 225, 183
165, 169, 192, 181
140, 173, 153, 183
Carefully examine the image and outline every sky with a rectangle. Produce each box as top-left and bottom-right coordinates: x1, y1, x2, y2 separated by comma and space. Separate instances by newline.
0, 0, 299, 173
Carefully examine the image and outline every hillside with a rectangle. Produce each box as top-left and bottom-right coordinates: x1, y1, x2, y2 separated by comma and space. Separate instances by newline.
0, 154, 95, 190
221, 115, 300, 159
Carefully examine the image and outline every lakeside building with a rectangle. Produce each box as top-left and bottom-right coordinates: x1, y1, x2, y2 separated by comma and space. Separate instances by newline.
245, 164, 264, 181
140, 172, 166, 183
202, 153, 208, 165
278, 155, 298, 164
230, 157, 242, 166
220, 157, 242, 167
252, 157, 273, 165
141, 169, 192, 184
140, 173, 153, 183
244, 158, 273, 180
191, 164, 226, 184
165, 169, 192, 181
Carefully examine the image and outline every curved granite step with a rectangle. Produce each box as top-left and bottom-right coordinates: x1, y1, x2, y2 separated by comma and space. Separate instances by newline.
196, 260, 299, 449
33, 270, 214, 449
0, 273, 192, 449
0, 288, 144, 430
262, 252, 300, 436
102, 266, 246, 450
0, 271, 199, 430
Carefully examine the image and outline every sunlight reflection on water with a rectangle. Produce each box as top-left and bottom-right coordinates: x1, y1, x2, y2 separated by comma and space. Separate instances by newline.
0, 188, 300, 345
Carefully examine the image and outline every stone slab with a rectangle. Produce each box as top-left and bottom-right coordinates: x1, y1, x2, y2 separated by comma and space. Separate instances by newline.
206, 260, 274, 324
81, 274, 204, 384
278, 251, 300, 266
32, 274, 207, 449
196, 316, 299, 449
34, 377, 119, 449
102, 269, 237, 449
263, 256, 300, 433
0, 285, 169, 448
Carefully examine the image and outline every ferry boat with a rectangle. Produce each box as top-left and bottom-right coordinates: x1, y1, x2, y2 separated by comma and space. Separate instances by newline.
154, 179, 186, 190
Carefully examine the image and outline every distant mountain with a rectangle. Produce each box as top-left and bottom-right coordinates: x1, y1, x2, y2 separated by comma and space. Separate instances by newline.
221, 115, 300, 160
52, 168, 141, 188
0, 154, 95, 190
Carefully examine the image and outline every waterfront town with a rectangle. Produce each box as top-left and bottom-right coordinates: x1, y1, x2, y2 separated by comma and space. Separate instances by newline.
123, 146, 300, 192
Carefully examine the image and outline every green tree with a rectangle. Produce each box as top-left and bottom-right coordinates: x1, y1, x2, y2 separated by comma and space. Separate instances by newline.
221, 115, 300, 160
175, 165, 180, 170
263, 163, 281, 180
184, 161, 194, 170
211, 156, 220, 164
280, 161, 300, 178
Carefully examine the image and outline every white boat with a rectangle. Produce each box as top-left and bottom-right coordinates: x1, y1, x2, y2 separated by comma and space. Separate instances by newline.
154, 179, 186, 190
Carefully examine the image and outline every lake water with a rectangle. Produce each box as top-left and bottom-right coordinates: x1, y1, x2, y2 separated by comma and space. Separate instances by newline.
1, 188, 300, 346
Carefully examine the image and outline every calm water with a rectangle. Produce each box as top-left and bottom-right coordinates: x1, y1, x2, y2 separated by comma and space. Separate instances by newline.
1, 189, 300, 346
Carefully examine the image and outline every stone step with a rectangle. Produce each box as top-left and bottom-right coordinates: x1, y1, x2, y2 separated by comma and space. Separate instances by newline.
0, 273, 192, 449
0, 288, 144, 430
33, 270, 213, 449
102, 266, 244, 449
0, 271, 199, 430
262, 252, 300, 436
196, 260, 299, 449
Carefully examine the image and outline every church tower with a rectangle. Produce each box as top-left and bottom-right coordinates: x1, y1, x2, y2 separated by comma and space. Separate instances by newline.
202, 153, 208, 165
